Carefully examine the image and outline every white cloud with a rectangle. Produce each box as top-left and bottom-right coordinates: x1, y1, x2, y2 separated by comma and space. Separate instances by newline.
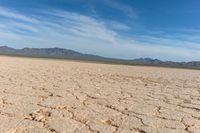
0, 6, 39, 23
0, 7, 200, 61
103, 0, 137, 18
34, 10, 118, 44
108, 21, 130, 31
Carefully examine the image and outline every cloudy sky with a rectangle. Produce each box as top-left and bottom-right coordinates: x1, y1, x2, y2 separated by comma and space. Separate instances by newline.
0, 0, 200, 61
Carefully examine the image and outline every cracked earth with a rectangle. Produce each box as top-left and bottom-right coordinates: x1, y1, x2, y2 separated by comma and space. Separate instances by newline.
1, 56, 200, 133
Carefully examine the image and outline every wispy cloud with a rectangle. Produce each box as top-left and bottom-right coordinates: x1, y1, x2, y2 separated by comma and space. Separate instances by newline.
0, 6, 39, 23
0, 6, 200, 61
108, 21, 130, 31
48, 10, 117, 43
103, 0, 137, 18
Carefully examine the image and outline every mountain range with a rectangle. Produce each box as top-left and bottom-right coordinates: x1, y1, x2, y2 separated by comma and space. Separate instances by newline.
0, 46, 200, 69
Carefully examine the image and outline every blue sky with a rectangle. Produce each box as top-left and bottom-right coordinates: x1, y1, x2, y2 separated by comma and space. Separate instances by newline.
0, 0, 200, 61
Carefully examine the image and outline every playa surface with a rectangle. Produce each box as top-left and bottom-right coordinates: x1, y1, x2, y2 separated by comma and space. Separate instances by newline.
0, 56, 200, 133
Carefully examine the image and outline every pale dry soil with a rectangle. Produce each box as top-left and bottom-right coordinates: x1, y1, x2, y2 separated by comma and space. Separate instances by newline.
0, 56, 200, 133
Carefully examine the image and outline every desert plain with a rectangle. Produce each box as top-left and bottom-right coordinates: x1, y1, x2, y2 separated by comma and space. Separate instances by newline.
0, 56, 200, 133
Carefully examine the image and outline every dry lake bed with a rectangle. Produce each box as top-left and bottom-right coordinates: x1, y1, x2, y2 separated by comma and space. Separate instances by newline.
0, 56, 200, 133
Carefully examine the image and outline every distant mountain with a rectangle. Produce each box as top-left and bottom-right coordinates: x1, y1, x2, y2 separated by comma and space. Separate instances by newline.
0, 46, 111, 61
131, 58, 200, 69
132, 58, 163, 65
0, 46, 16, 52
0, 46, 200, 69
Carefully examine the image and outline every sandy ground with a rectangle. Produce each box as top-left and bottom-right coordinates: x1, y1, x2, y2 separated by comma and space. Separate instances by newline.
0, 56, 200, 133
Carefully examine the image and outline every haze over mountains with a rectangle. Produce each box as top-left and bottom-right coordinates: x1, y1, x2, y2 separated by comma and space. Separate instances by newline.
0, 46, 200, 69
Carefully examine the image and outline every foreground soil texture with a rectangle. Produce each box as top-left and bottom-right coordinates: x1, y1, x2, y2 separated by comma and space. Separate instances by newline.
0, 56, 200, 133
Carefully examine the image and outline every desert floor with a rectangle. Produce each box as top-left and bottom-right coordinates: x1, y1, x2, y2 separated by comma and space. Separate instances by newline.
0, 56, 200, 133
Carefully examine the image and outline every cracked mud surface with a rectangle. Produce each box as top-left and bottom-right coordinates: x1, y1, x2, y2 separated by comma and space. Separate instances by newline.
1, 56, 200, 133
